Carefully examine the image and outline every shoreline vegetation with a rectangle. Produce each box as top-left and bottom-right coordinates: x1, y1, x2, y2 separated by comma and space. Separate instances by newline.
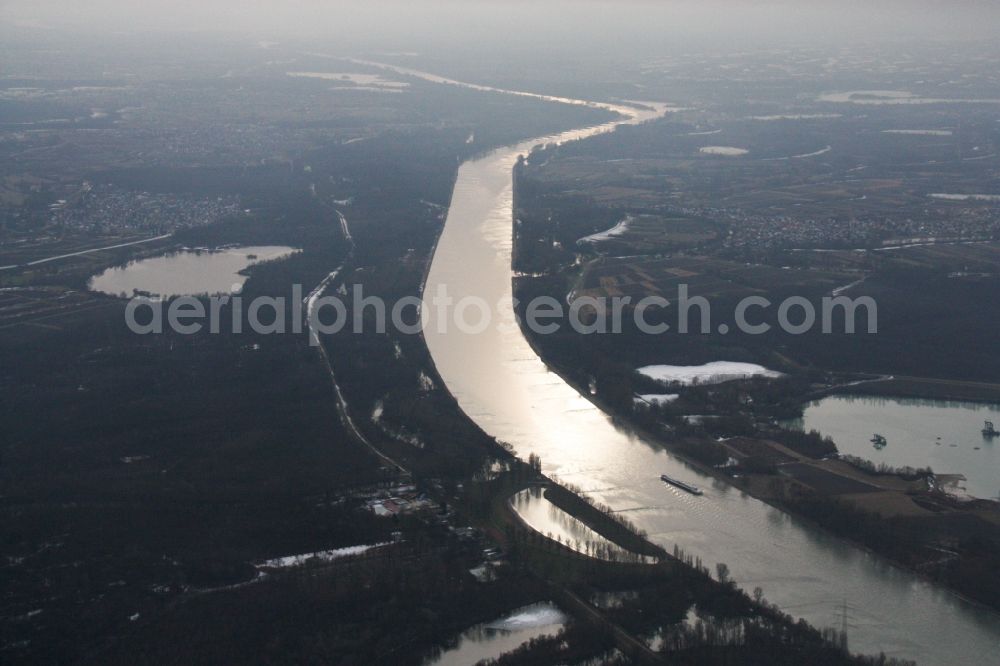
541, 482, 668, 559
468, 464, 913, 665
827, 375, 1000, 405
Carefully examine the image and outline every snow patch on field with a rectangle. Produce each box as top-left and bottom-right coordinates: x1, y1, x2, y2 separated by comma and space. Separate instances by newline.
929, 193, 1000, 202
699, 146, 748, 156
259, 543, 390, 569
638, 362, 781, 386
488, 604, 567, 631
751, 113, 841, 121
634, 393, 680, 406
792, 145, 832, 158
883, 129, 953, 136
287, 71, 408, 92
577, 216, 633, 244
819, 90, 1000, 105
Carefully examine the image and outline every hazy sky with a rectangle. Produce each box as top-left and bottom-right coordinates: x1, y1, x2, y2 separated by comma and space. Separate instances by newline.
3, 1, 999, 50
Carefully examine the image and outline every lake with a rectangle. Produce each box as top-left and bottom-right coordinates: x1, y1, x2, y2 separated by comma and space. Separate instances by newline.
511, 487, 639, 561
424, 602, 566, 666
790, 394, 1000, 499
88, 246, 298, 298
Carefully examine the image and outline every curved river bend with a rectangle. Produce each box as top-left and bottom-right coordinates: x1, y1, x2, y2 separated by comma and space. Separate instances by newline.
414, 75, 1000, 664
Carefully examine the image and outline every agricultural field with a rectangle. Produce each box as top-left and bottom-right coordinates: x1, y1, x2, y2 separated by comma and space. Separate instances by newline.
520, 95, 1000, 256
573, 255, 855, 303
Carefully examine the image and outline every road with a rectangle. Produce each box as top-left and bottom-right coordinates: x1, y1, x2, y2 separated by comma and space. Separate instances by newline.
0, 234, 172, 271
304, 205, 409, 477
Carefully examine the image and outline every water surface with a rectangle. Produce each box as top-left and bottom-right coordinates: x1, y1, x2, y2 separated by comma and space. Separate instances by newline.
511, 487, 637, 561
421, 91, 1000, 663
89, 246, 297, 298
424, 602, 566, 666
792, 394, 1000, 499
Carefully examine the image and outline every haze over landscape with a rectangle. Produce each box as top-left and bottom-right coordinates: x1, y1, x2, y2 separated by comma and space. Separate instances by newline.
2, 1, 1000, 664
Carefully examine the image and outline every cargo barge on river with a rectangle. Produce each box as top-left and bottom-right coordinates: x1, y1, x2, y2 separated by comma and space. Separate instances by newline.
660, 474, 703, 495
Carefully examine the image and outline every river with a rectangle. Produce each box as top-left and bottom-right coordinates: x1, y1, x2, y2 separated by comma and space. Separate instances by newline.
416, 75, 1000, 663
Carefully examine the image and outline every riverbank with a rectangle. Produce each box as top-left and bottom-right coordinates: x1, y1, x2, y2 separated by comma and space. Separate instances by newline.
541, 482, 668, 559
512, 298, 1000, 616
831, 375, 1000, 404
468, 468, 892, 665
